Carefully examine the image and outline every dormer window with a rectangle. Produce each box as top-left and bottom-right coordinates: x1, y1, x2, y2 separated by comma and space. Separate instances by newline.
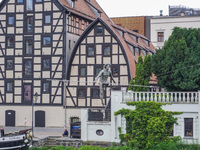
96, 26, 103, 36
71, 0, 75, 8
26, 0, 33, 11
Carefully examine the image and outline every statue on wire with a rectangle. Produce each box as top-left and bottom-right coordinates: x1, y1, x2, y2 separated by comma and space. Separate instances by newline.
94, 64, 116, 105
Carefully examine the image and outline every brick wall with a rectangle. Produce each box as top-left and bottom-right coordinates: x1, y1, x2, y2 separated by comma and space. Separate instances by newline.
111, 17, 145, 36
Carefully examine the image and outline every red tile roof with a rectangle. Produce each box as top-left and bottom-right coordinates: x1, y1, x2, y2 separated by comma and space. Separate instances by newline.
58, 0, 156, 81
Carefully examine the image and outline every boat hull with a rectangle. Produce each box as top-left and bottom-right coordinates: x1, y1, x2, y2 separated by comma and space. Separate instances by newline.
0, 134, 29, 150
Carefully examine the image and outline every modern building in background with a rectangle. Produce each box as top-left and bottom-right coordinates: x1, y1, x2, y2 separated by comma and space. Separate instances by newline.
169, 5, 200, 16
151, 15, 200, 49
112, 5, 200, 49
111, 16, 152, 40
0, 0, 155, 128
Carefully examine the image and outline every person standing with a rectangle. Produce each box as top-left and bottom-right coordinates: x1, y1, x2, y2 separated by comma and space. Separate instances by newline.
95, 64, 116, 105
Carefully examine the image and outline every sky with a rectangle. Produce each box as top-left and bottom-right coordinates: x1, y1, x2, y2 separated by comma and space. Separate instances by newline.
96, 0, 200, 17
0, 0, 199, 17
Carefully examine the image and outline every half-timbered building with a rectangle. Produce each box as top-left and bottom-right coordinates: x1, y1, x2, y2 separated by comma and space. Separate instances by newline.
0, 0, 156, 128
66, 17, 156, 122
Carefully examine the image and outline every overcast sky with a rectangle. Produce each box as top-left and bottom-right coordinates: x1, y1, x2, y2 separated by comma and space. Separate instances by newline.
0, 0, 199, 17
96, 0, 200, 17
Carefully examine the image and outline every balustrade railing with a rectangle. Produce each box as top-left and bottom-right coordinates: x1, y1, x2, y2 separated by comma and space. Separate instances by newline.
122, 91, 199, 104
88, 108, 111, 122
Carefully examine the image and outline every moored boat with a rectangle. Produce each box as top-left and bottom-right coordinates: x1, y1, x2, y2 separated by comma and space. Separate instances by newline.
0, 127, 31, 150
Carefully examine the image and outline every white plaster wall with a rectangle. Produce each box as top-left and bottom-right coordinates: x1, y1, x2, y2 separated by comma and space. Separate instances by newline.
81, 109, 111, 142
0, 106, 65, 127
110, 91, 200, 143
151, 16, 200, 49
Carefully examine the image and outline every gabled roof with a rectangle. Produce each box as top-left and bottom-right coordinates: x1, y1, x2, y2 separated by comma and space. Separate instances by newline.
58, 0, 111, 21
0, 0, 156, 80
59, 0, 156, 79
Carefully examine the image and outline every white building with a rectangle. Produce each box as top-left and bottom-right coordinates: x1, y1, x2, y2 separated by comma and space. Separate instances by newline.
151, 16, 200, 49
81, 90, 200, 144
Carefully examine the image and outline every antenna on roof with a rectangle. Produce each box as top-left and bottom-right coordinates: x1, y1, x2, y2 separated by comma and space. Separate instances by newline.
160, 10, 163, 16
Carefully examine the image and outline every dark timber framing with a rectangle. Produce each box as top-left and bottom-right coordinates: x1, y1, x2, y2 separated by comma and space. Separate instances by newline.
0, 0, 67, 106
66, 18, 131, 108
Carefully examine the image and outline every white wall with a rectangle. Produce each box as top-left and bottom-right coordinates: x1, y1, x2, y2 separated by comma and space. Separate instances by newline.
151, 16, 200, 49
111, 91, 200, 144
0, 106, 65, 127
81, 90, 200, 143
81, 109, 111, 142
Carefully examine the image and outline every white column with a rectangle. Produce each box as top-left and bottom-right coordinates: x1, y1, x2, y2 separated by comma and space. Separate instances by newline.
81, 109, 88, 141
198, 91, 200, 143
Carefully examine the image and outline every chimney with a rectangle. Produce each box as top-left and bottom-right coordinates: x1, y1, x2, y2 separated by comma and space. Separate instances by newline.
160, 10, 163, 16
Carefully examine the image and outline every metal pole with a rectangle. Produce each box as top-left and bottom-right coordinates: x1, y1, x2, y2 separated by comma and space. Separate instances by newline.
64, 81, 67, 129
31, 98, 34, 150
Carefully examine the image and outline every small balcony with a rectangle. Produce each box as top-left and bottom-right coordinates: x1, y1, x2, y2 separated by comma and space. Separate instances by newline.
122, 91, 199, 104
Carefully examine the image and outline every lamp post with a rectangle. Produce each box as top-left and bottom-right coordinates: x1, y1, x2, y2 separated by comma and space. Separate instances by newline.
31, 92, 38, 149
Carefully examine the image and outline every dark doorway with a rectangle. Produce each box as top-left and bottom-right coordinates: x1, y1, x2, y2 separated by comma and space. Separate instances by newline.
70, 117, 81, 138
5, 110, 15, 127
35, 111, 45, 127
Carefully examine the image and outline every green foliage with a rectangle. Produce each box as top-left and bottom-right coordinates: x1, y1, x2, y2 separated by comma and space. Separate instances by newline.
133, 55, 152, 91
31, 142, 200, 150
78, 145, 103, 150
30, 146, 51, 150
115, 101, 182, 149
52, 146, 75, 150
152, 27, 200, 91
30, 146, 75, 150
127, 79, 134, 91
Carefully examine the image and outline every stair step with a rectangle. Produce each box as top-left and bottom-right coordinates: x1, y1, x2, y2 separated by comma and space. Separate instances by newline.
44, 136, 61, 147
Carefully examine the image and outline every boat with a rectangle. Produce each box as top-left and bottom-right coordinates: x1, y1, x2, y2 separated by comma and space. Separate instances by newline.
0, 127, 32, 150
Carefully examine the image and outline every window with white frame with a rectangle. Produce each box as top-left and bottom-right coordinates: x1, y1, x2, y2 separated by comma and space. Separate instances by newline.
184, 118, 193, 137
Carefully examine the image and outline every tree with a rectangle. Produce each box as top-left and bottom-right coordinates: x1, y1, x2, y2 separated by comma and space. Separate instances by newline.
115, 101, 182, 149
132, 55, 152, 91
143, 55, 152, 90
152, 27, 200, 91
127, 79, 134, 91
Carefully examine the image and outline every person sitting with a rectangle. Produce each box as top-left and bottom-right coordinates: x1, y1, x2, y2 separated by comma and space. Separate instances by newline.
62, 129, 68, 137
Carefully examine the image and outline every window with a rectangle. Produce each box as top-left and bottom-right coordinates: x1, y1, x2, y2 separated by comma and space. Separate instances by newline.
24, 84, 32, 101
26, 0, 33, 11
6, 59, 14, 70
17, 0, 23, 3
7, 37, 14, 48
43, 82, 50, 93
112, 67, 119, 76
103, 46, 111, 56
8, 16, 14, 26
95, 67, 102, 76
96, 26, 103, 35
36, 0, 42, 2
169, 127, 173, 137
69, 40, 71, 48
79, 67, 86, 76
92, 89, 99, 98
133, 30, 138, 33
44, 15, 51, 24
70, 117, 79, 123
78, 88, 86, 98
87, 46, 95, 56
27, 16, 33, 32
6, 82, 13, 92
185, 118, 193, 137
42, 58, 50, 70
43, 37, 51, 46
25, 39, 33, 55
158, 32, 164, 42
24, 60, 32, 77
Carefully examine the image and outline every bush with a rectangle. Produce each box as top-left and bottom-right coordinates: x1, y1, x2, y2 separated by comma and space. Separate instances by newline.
114, 101, 182, 149
52, 146, 75, 150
